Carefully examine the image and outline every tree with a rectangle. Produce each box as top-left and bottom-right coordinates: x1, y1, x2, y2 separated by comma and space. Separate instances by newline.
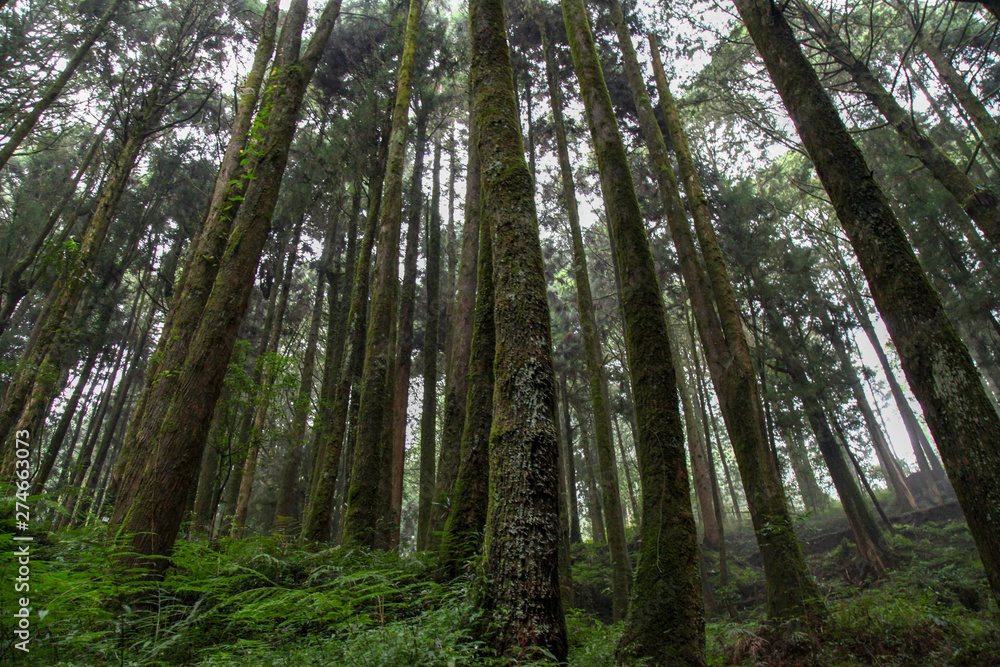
469, 0, 566, 657
538, 11, 630, 620
111, 0, 344, 570
341, 0, 423, 549
734, 0, 1000, 604
560, 0, 704, 660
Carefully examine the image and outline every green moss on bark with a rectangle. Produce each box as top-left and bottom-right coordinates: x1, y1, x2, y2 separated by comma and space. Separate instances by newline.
561, 0, 704, 662
736, 0, 1000, 605
469, 0, 567, 658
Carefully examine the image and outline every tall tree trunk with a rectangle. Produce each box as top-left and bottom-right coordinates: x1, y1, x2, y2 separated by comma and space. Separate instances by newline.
435, 117, 481, 553
677, 349, 721, 548
468, 0, 567, 657
613, 414, 639, 523
56, 330, 129, 530
341, 0, 423, 550
388, 109, 428, 549
427, 136, 453, 549
301, 126, 388, 544
796, 0, 1000, 249
273, 212, 339, 531
540, 21, 630, 619
735, 0, 1000, 603
579, 420, 606, 546
305, 180, 358, 509
112, 0, 343, 570
819, 306, 919, 512
562, 0, 705, 661
438, 118, 492, 577
663, 24, 828, 626
191, 392, 227, 538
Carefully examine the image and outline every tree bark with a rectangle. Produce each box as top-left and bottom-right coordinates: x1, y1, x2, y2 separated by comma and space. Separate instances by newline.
828, 250, 945, 504
770, 312, 894, 575
540, 20, 630, 619
301, 127, 388, 544
105, 0, 280, 519
579, 420, 606, 546
438, 117, 492, 578
562, 0, 705, 660
426, 136, 452, 549
112, 0, 343, 570
434, 119, 480, 554
388, 109, 428, 549
780, 423, 828, 513
654, 18, 823, 622
469, 0, 567, 657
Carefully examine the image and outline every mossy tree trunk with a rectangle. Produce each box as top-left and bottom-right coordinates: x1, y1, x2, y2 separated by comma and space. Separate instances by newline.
106, 0, 280, 518
540, 21, 630, 619
341, 0, 423, 549
675, 342, 721, 548
112, 0, 343, 569
428, 136, 455, 550
304, 180, 358, 508
735, 0, 1000, 604
301, 132, 388, 543
469, 0, 566, 657
438, 115, 493, 579
561, 0, 704, 661
656, 12, 825, 623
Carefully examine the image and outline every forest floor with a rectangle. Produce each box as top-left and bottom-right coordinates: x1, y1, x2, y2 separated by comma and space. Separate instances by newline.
0, 506, 997, 666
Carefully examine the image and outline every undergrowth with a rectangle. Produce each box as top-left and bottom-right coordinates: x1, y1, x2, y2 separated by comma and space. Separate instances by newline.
0, 517, 995, 665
